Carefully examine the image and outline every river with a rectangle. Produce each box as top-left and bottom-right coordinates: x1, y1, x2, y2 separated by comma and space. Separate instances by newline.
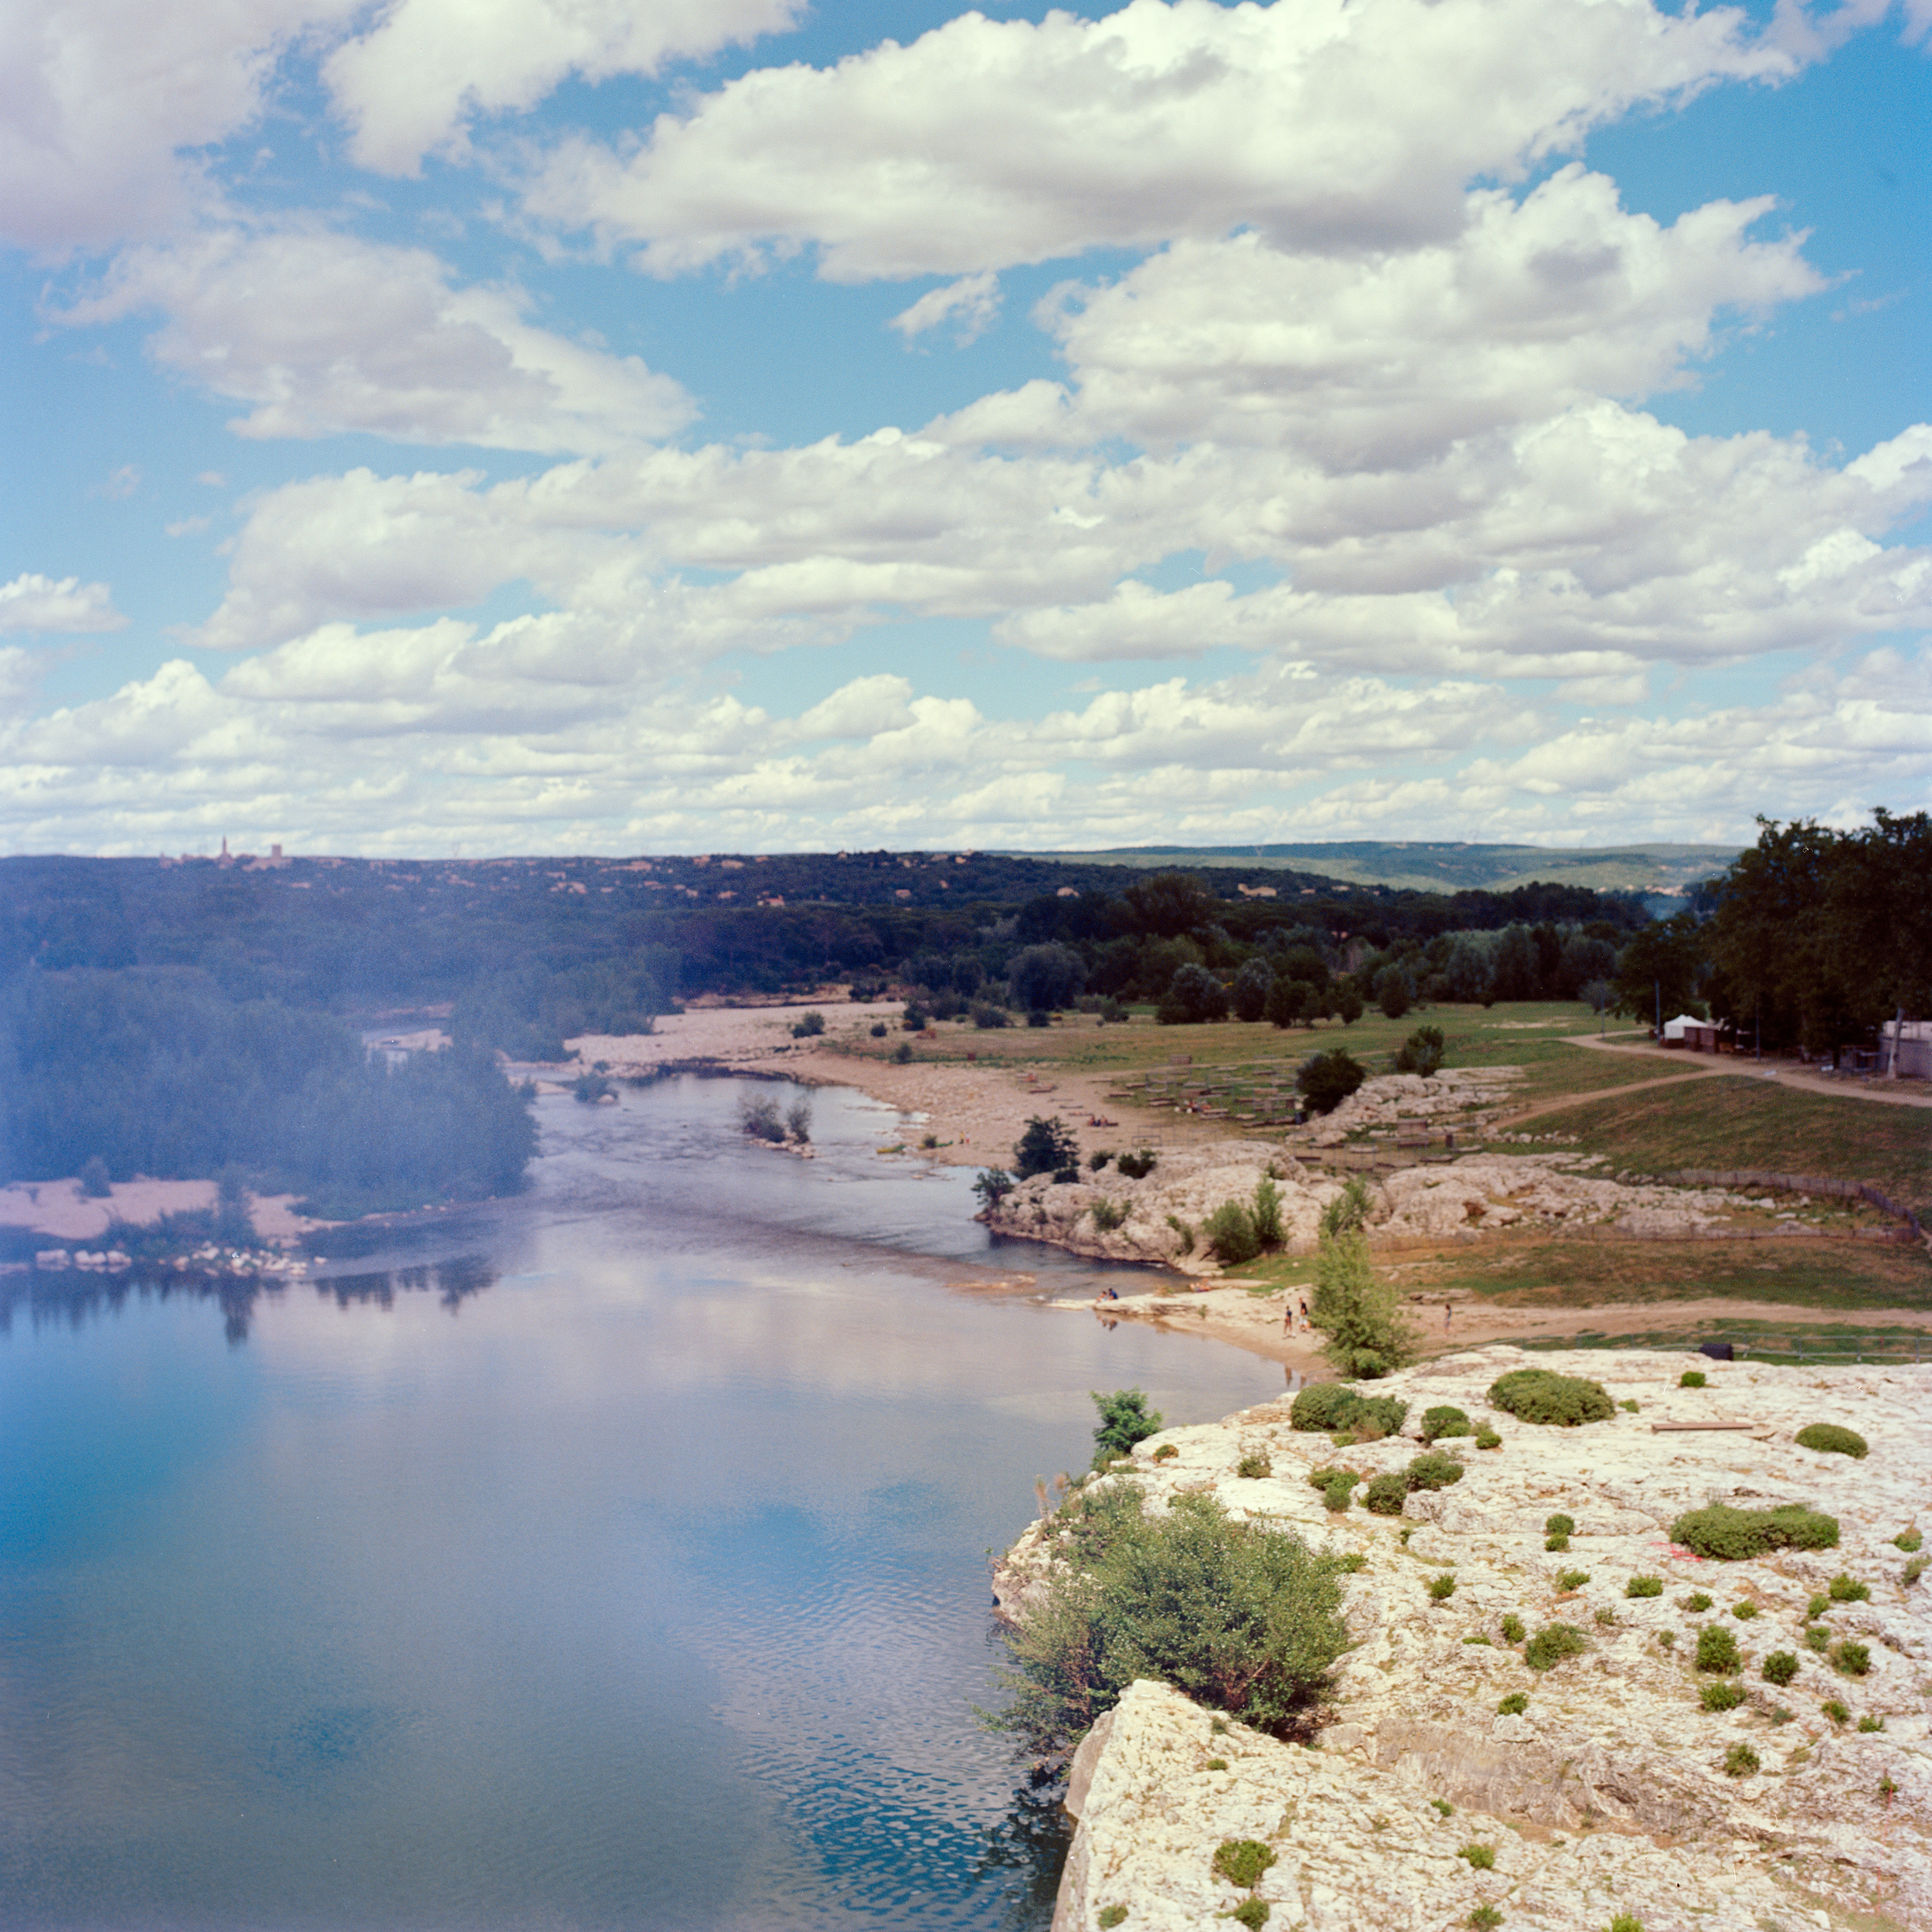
0, 1075, 1285, 1930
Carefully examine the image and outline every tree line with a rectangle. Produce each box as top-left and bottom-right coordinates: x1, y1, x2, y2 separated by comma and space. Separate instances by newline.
1607, 811, 1930, 1056
0, 968, 537, 1216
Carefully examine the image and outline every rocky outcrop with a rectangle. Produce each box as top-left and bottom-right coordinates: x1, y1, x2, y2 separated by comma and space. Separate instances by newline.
1016, 1349, 1931, 1931
982, 1140, 1777, 1266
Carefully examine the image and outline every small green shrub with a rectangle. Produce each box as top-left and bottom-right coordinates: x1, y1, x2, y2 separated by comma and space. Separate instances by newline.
1807, 1592, 1831, 1618
1151, 1443, 1178, 1462
1723, 1743, 1760, 1777
1090, 1196, 1129, 1232
1421, 1405, 1471, 1443
1545, 1513, 1576, 1536
1607, 1917, 1645, 1932
1821, 1698, 1849, 1723
1230, 1901, 1270, 1930
1289, 1383, 1362, 1431
1695, 1625, 1742, 1673
1656, 1629, 1676, 1649
1497, 1691, 1529, 1715
1896, 1529, 1923, 1553
1625, 1576, 1662, 1598
1458, 1844, 1495, 1870
1405, 1451, 1464, 1491
1679, 1370, 1706, 1388
1114, 1148, 1158, 1179
1906, 1555, 1927, 1585
1545, 1533, 1570, 1553
1556, 1570, 1590, 1593
1794, 1423, 1868, 1459
1618, 1399, 1640, 1413
1669, 1503, 1838, 1560
1475, 1427, 1502, 1450
1213, 1838, 1277, 1889
1804, 1624, 1830, 1651
1831, 1641, 1870, 1677
1488, 1370, 1614, 1427
1206, 1756, 1229, 1771
1362, 1472, 1410, 1515
1733, 1602, 1757, 1621
1769, 1705, 1793, 1726
1828, 1573, 1869, 1603
1468, 1908, 1503, 1932
1858, 1715, 1885, 1733
1699, 1680, 1744, 1712
1236, 1451, 1273, 1480
1204, 1201, 1263, 1266
791, 1010, 826, 1039
1683, 1592, 1713, 1613
1500, 1615, 1525, 1644
1761, 1651, 1798, 1686
1430, 1797, 1454, 1817
1310, 1468, 1360, 1512
1594, 1607, 1617, 1627
1429, 1573, 1457, 1603
1097, 1908, 1128, 1930
869, 1022, 888, 1037
1524, 1624, 1588, 1671
1337, 1552, 1367, 1573
1091, 1389, 1165, 1465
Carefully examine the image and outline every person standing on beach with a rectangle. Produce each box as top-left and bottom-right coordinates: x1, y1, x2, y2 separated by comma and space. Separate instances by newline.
1444, 1300, 1453, 1332
1298, 1294, 1311, 1335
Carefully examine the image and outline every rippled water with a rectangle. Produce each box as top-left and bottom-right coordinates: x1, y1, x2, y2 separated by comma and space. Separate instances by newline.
0, 1077, 1284, 1930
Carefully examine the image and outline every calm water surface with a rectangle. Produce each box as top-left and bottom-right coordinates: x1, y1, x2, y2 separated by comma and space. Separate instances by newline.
0, 1078, 1284, 1930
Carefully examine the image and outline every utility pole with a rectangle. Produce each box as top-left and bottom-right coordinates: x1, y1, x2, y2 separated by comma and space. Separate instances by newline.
1655, 978, 1662, 1043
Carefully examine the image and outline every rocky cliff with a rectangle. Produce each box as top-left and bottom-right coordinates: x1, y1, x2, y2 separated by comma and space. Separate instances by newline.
999, 1348, 1930, 1931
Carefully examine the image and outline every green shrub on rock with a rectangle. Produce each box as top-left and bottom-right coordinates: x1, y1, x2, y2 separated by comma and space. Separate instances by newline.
1762, 1651, 1799, 1686
1405, 1451, 1465, 1492
1524, 1624, 1588, 1671
1213, 1838, 1277, 1889
991, 1485, 1349, 1755
1795, 1423, 1868, 1459
1556, 1569, 1590, 1592
1497, 1691, 1529, 1715
1230, 1901, 1270, 1930
1545, 1514, 1576, 1536
1500, 1615, 1525, 1644
1458, 1844, 1495, 1870
1828, 1573, 1869, 1603
1699, 1680, 1744, 1712
1362, 1472, 1410, 1515
1097, 1908, 1128, 1930
1670, 1503, 1838, 1560
1288, 1385, 1408, 1438
1421, 1405, 1472, 1443
1804, 1624, 1831, 1651
1696, 1626, 1742, 1674
1831, 1641, 1871, 1677
1896, 1529, 1923, 1553
1204, 1201, 1262, 1266
1488, 1370, 1614, 1427
1723, 1743, 1760, 1777
1626, 1576, 1663, 1598
1236, 1451, 1273, 1479
1679, 1370, 1706, 1388
1429, 1573, 1458, 1603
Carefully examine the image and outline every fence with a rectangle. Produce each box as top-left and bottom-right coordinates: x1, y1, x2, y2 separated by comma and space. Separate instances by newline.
1652, 1168, 1927, 1243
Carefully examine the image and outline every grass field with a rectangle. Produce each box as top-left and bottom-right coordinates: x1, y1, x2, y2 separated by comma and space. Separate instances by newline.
1529, 1076, 1931, 1206
1508, 1320, 1929, 1366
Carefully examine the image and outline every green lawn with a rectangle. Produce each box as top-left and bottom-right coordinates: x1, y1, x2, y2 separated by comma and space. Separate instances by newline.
1523, 1076, 1931, 1206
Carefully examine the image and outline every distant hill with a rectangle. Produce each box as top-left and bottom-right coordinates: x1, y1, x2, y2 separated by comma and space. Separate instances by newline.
1019, 841, 1738, 898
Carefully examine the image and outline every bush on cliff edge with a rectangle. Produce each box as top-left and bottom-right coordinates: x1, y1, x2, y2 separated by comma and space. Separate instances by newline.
989, 1484, 1349, 1757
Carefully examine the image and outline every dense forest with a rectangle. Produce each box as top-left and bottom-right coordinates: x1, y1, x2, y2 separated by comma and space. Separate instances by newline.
5, 817, 1917, 1206
1607, 811, 1932, 1055
0, 969, 536, 1213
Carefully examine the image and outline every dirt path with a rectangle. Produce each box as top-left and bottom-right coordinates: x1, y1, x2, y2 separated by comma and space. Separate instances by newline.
1560, 1035, 1932, 1109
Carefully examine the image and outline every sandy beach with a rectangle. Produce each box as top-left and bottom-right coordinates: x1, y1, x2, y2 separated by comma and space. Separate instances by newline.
0, 1176, 325, 1244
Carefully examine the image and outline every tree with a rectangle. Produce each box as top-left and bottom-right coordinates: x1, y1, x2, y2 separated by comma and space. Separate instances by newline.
1610, 913, 1707, 1032
1090, 1387, 1164, 1464
1158, 961, 1230, 1024
1119, 870, 1216, 939
1311, 1230, 1413, 1379
973, 1167, 1015, 1209
1376, 968, 1413, 1019
1013, 1115, 1080, 1179
1231, 956, 1274, 1022
1266, 975, 1310, 1029
1333, 981, 1365, 1025
1297, 1048, 1366, 1114
1007, 942, 1087, 1012
1394, 1025, 1445, 1077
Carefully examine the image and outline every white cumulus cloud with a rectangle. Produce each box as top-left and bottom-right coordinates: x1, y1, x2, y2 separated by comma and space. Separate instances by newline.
56, 229, 693, 453
524, 0, 1799, 279
0, 572, 127, 633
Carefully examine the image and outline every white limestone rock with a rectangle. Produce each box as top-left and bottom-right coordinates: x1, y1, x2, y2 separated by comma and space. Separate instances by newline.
1019, 1350, 1932, 1931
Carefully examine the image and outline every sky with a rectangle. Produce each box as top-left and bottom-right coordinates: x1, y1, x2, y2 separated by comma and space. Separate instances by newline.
2, 0, 1928, 859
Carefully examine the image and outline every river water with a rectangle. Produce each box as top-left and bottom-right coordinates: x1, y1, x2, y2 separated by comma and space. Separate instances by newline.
0, 1077, 1283, 1930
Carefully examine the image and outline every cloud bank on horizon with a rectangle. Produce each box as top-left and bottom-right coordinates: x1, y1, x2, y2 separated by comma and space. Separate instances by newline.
2, 0, 1927, 855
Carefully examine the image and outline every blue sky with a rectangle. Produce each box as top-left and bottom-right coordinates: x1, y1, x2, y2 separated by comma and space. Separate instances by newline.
2, 0, 1927, 856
